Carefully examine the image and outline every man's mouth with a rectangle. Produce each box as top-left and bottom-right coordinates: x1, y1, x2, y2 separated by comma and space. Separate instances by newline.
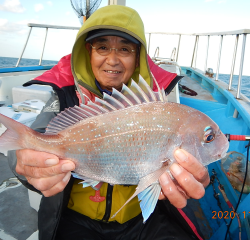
105, 70, 121, 73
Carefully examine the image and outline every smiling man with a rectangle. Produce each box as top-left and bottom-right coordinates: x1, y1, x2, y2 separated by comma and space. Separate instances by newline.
8, 5, 208, 240
85, 29, 140, 92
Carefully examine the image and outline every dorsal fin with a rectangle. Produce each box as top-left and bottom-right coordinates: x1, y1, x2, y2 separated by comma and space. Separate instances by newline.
46, 107, 86, 134
69, 106, 89, 119
59, 111, 78, 124
111, 88, 133, 107
87, 101, 110, 114
138, 75, 157, 102
80, 104, 102, 116
45, 75, 165, 134
95, 98, 117, 111
161, 89, 167, 102
121, 84, 141, 105
130, 80, 150, 103
151, 71, 164, 102
64, 107, 85, 121
103, 93, 125, 110
45, 122, 65, 134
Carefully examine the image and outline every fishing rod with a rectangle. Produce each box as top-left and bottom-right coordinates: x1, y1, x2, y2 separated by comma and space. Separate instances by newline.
225, 134, 250, 141
223, 134, 250, 240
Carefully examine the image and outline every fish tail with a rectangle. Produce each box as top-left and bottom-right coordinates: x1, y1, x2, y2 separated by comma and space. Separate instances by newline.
0, 113, 33, 152
0, 128, 21, 151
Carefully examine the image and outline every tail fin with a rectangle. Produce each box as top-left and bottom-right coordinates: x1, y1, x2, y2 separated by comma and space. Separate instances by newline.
0, 113, 33, 152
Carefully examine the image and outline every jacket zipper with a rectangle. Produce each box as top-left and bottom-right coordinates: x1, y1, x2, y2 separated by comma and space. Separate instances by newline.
102, 184, 114, 222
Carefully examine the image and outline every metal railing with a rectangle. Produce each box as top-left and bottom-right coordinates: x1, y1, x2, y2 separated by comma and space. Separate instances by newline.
14, 25, 250, 100
153, 47, 160, 58
152, 47, 177, 62
16, 23, 80, 68
146, 29, 250, 99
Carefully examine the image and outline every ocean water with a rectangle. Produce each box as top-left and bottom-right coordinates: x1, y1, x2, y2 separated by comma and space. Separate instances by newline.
0, 56, 249, 99
0, 56, 58, 68
218, 74, 250, 99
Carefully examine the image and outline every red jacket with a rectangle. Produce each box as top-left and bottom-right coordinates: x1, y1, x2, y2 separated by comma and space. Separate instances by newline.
34, 54, 177, 92
24, 54, 177, 111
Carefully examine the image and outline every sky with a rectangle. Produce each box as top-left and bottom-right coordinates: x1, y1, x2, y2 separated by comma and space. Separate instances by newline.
0, 0, 250, 74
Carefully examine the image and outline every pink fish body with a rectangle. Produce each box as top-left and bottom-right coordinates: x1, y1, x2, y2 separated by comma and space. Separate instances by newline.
0, 76, 229, 221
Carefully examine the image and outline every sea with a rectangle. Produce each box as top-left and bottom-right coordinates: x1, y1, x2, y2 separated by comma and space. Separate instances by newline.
0, 56, 58, 68
219, 74, 250, 99
0, 56, 249, 99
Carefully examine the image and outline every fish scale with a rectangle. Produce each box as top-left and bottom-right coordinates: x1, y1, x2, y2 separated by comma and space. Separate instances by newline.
0, 75, 229, 222
63, 102, 177, 185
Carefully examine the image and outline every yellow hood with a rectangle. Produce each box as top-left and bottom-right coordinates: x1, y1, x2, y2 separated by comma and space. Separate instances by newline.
71, 5, 152, 98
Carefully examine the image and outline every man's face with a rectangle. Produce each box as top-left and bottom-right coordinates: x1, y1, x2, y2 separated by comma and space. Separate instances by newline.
86, 36, 139, 92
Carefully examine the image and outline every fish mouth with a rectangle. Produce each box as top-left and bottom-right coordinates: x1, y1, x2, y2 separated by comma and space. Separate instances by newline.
216, 152, 226, 160
213, 141, 229, 160
211, 153, 225, 161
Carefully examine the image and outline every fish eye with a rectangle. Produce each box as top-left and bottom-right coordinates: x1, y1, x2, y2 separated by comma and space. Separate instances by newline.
205, 134, 215, 143
203, 126, 215, 143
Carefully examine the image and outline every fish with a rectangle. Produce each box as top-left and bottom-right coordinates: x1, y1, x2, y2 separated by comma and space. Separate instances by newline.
0, 75, 229, 222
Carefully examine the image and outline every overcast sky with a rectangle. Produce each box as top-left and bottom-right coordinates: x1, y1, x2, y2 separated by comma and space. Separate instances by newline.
0, 0, 250, 74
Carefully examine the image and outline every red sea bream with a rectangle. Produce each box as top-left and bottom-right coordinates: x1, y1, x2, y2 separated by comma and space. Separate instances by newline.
0, 76, 229, 222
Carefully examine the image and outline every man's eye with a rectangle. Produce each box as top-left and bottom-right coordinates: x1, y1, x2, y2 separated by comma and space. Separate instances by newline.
121, 48, 129, 52
98, 46, 108, 50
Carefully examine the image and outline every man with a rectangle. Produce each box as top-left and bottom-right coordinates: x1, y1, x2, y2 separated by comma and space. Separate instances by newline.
8, 5, 209, 240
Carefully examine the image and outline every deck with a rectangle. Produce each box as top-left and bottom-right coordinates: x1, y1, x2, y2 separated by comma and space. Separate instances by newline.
0, 153, 38, 240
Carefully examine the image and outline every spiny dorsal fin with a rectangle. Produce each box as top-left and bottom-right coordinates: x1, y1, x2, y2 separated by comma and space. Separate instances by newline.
161, 89, 167, 102
95, 97, 117, 111
138, 75, 157, 102
121, 84, 141, 105
111, 88, 133, 107
80, 104, 102, 116
103, 93, 125, 110
45, 75, 165, 134
87, 101, 110, 114
151, 71, 164, 102
130, 80, 150, 103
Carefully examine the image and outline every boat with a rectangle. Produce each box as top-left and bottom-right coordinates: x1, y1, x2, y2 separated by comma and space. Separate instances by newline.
149, 29, 250, 240
0, 3, 250, 240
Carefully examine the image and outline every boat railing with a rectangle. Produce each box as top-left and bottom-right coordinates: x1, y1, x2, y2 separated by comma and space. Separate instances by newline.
170, 47, 176, 61
146, 29, 250, 99
153, 46, 160, 58
16, 23, 80, 68
152, 47, 176, 62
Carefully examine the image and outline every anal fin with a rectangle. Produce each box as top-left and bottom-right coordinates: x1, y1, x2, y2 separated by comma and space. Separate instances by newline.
138, 182, 161, 223
111, 164, 168, 222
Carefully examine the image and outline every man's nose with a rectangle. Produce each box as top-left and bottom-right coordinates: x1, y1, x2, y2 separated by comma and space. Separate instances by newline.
106, 48, 120, 65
